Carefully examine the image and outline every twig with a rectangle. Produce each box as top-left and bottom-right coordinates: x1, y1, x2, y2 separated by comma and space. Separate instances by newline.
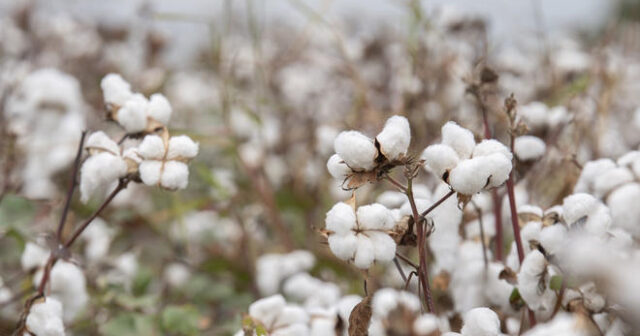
393, 257, 407, 283
56, 131, 86, 241
395, 252, 419, 270
419, 189, 455, 218
385, 175, 407, 192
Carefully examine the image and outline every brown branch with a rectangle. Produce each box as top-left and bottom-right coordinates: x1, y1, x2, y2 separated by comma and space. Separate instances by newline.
56, 131, 87, 241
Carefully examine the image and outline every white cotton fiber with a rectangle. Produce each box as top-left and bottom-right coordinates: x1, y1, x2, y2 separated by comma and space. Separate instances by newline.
160, 161, 189, 190
449, 157, 487, 195
138, 135, 165, 160
356, 203, 394, 230
353, 234, 375, 268
461, 307, 500, 336
80, 152, 127, 203
472, 139, 513, 161
21, 242, 49, 271
168, 135, 199, 160
328, 234, 358, 260
147, 93, 172, 125
117, 94, 148, 133
376, 115, 411, 160
327, 154, 352, 179
593, 167, 633, 197
25, 298, 65, 336
334, 130, 377, 171
325, 202, 356, 235
573, 159, 616, 193
85, 131, 119, 155
514, 135, 546, 161
101, 73, 132, 106
562, 193, 598, 226
441, 121, 475, 159
367, 231, 396, 261
422, 144, 460, 180
138, 160, 162, 186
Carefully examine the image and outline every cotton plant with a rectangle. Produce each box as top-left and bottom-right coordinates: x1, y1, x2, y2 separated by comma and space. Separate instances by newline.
327, 115, 411, 189
256, 250, 316, 295
80, 73, 199, 202
237, 294, 309, 336
3, 68, 86, 199
422, 121, 513, 196
323, 201, 397, 269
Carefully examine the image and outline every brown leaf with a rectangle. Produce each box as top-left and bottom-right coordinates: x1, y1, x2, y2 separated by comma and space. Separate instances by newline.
499, 267, 518, 285
346, 171, 378, 190
349, 295, 372, 336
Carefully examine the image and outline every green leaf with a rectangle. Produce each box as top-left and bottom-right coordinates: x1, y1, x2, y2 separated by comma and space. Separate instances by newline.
550, 275, 563, 291
509, 288, 525, 310
161, 305, 201, 336
132, 266, 154, 296
101, 313, 157, 336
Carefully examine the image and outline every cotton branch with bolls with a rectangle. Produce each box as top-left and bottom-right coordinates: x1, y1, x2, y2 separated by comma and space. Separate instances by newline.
14, 73, 199, 336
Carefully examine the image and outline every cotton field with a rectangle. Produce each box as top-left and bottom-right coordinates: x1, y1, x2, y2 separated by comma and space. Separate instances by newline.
1, 1, 640, 335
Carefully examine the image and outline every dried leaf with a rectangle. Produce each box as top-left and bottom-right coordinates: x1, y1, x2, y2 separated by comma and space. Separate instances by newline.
348, 295, 372, 336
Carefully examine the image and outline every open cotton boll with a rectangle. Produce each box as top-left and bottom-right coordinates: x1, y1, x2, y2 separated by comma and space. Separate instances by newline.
461, 307, 500, 336
413, 314, 440, 335
441, 121, 475, 159
85, 131, 119, 154
422, 144, 460, 180
607, 183, 640, 236
34, 261, 88, 322
25, 298, 65, 336
327, 234, 358, 261
325, 202, 356, 235
138, 160, 162, 186
326, 154, 351, 179
101, 73, 132, 106
117, 94, 148, 133
334, 130, 377, 171
138, 135, 165, 160
21, 242, 50, 271
562, 193, 599, 226
160, 161, 189, 190
592, 167, 633, 197
353, 235, 375, 268
147, 93, 172, 125
449, 157, 488, 195
573, 159, 616, 193
522, 313, 586, 336
517, 250, 556, 312
372, 288, 421, 318
256, 251, 315, 295
483, 153, 512, 188
82, 218, 113, 262
168, 135, 199, 160
249, 294, 287, 328
282, 273, 341, 308
376, 115, 410, 160
367, 232, 397, 262
163, 263, 191, 288
539, 224, 567, 255
376, 191, 407, 209
356, 203, 394, 230
514, 135, 546, 161
80, 152, 128, 203
519, 101, 549, 130
472, 139, 513, 161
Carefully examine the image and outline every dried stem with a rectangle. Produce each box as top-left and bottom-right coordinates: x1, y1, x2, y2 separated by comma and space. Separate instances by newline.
393, 257, 407, 283
406, 178, 435, 313
419, 189, 455, 218
385, 175, 407, 192
56, 131, 86, 241
395, 252, 418, 270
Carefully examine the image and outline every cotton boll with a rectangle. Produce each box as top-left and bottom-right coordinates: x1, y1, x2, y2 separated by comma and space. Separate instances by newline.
539, 224, 567, 255
514, 135, 546, 161
376, 191, 407, 209
353, 235, 375, 268
449, 157, 488, 195
147, 93, 172, 125
325, 202, 356, 235
334, 131, 377, 171
101, 73, 132, 106
85, 131, 120, 155
138, 160, 162, 186
413, 314, 439, 335
483, 153, 512, 188
574, 159, 616, 193
441, 121, 475, 159
473, 139, 513, 161
249, 295, 286, 327
562, 193, 598, 226
522, 313, 586, 336
461, 307, 500, 336
372, 288, 420, 318
357, 203, 394, 230
326, 154, 351, 179
518, 250, 555, 312
21, 242, 50, 271
167, 135, 199, 160
376, 115, 411, 160
137, 135, 165, 160
519, 102, 549, 131
256, 251, 315, 295
117, 94, 148, 133
82, 218, 113, 262
519, 205, 544, 218
283, 273, 341, 308
160, 161, 189, 190
80, 152, 128, 203
25, 298, 65, 336
163, 263, 191, 288
593, 167, 634, 198
34, 261, 88, 322
367, 232, 397, 262
328, 234, 358, 260
607, 183, 640, 236
584, 204, 611, 237
422, 144, 460, 180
